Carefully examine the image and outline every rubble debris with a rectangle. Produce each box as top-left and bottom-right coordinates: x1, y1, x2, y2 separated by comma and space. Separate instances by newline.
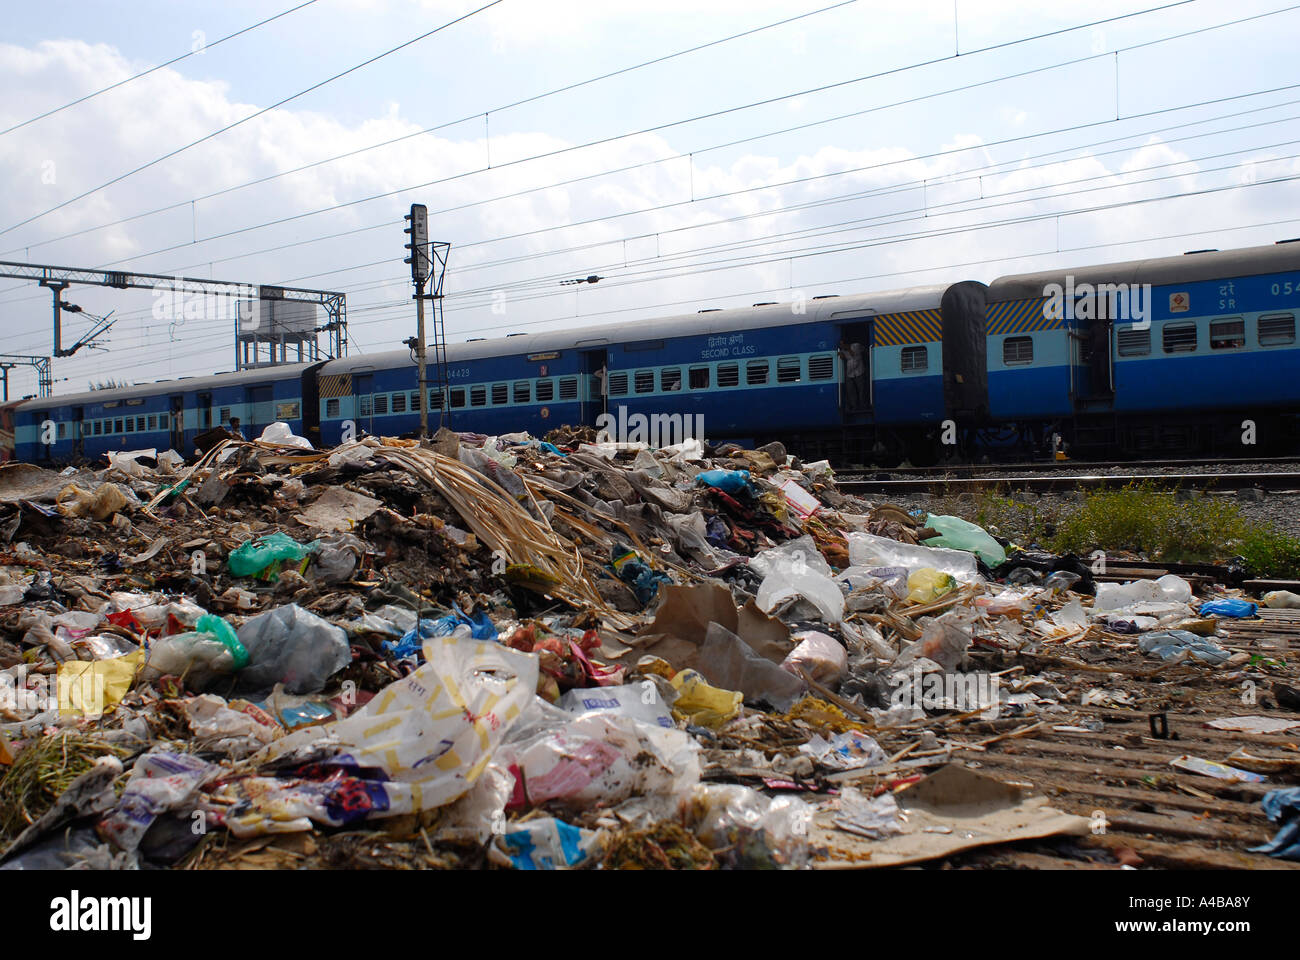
0, 430, 1296, 871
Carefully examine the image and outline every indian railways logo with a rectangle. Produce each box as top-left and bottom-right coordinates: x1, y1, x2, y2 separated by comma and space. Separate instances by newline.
1042, 276, 1152, 330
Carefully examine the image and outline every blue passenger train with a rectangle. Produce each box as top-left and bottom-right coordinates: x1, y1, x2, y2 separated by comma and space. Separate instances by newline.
9, 241, 1300, 465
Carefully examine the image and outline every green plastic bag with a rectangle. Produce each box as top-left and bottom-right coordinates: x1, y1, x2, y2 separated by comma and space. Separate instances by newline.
195, 613, 250, 670
922, 514, 1006, 567
227, 532, 318, 579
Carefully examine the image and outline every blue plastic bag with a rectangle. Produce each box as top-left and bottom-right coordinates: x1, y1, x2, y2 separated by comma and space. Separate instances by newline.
382, 604, 497, 660
695, 469, 752, 495
1199, 598, 1258, 618
1249, 788, 1300, 861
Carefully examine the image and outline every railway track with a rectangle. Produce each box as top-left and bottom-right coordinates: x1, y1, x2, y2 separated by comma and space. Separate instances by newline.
838, 455, 1300, 478
837, 470, 1300, 495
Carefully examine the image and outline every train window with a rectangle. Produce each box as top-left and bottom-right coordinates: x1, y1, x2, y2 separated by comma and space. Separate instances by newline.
58, 422, 67, 438
634, 371, 655, 394
470, 386, 487, 407
608, 372, 628, 396
136, 417, 146, 431
776, 357, 801, 383
514, 381, 531, 403
536, 380, 554, 402
900, 346, 928, 372
1210, 318, 1245, 350
491, 383, 508, 405
717, 363, 740, 387
450, 388, 466, 409
326, 398, 340, 418
114, 419, 123, 433
430, 389, 443, 410
359, 395, 372, 417
1259, 313, 1296, 346
689, 366, 710, 389
746, 360, 769, 385
219, 407, 230, 423
1117, 327, 1150, 355
410, 392, 419, 410
660, 368, 682, 392
1002, 336, 1034, 366
808, 355, 834, 380
374, 394, 389, 415
392, 393, 407, 413
1162, 322, 1198, 353
559, 377, 578, 400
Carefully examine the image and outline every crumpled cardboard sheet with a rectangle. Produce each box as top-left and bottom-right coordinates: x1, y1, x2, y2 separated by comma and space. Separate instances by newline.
624, 582, 793, 669
294, 486, 383, 532
811, 764, 1090, 869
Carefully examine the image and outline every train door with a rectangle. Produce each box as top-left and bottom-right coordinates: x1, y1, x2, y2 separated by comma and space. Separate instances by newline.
579, 348, 608, 427
35, 409, 51, 461
1072, 315, 1114, 408
836, 320, 873, 414
198, 393, 212, 433
246, 385, 272, 439
168, 395, 185, 454
353, 373, 374, 437
72, 406, 84, 459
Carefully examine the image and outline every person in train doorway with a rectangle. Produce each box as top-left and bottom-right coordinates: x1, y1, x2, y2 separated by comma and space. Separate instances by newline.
227, 416, 245, 439
839, 339, 867, 411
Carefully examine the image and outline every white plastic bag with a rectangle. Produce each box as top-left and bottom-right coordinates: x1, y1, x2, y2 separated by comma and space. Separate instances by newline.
497, 712, 700, 810
847, 531, 980, 581
234, 636, 538, 833
781, 630, 848, 682
258, 422, 314, 449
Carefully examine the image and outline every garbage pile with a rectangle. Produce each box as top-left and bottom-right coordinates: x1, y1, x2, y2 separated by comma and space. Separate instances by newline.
0, 426, 1297, 870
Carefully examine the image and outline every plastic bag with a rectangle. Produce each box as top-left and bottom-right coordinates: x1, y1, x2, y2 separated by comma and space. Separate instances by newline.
227, 532, 318, 579
100, 752, 218, 851
56, 482, 132, 520
781, 631, 848, 683
905, 568, 957, 605
558, 682, 675, 729
847, 532, 980, 580
670, 669, 743, 728
1137, 630, 1230, 664
1094, 575, 1192, 610
833, 787, 904, 840
312, 533, 365, 584
922, 514, 1007, 567
1263, 590, 1300, 609
258, 422, 313, 450
694, 469, 752, 494
1199, 598, 1258, 618
222, 636, 539, 836
143, 631, 241, 685
234, 603, 351, 695
194, 613, 249, 669
757, 566, 844, 624
499, 711, 700, 810
683, 784, 811, 869
749, 536, 834, 579
494, 817, 604, 870
799, 730, 887, 771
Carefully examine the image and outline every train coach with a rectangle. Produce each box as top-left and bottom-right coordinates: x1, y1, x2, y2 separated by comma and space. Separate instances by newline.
8, 240, 1300, 466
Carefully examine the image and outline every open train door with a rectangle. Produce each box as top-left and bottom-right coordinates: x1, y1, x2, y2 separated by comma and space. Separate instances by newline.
169, 395, 185, 455
1072, 313, 1115, 409
578, 345, 609, 428
833, 319, 873, 415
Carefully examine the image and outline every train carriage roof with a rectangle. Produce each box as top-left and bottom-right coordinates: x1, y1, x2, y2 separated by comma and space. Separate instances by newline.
320, 283, 957, 376
12, 362, 316, 412
987, 242, 1300, 303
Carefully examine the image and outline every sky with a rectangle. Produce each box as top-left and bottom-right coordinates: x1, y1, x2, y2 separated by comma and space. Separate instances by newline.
0, 0, 1298, 397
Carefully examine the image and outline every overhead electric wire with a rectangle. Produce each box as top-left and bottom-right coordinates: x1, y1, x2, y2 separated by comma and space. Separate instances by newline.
6, 0, 1232, 270
0, 0, 322, 137
0, 0, 507, 238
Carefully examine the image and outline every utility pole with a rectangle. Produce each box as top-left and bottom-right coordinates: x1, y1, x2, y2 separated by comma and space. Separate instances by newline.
404, 204, 431, 437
